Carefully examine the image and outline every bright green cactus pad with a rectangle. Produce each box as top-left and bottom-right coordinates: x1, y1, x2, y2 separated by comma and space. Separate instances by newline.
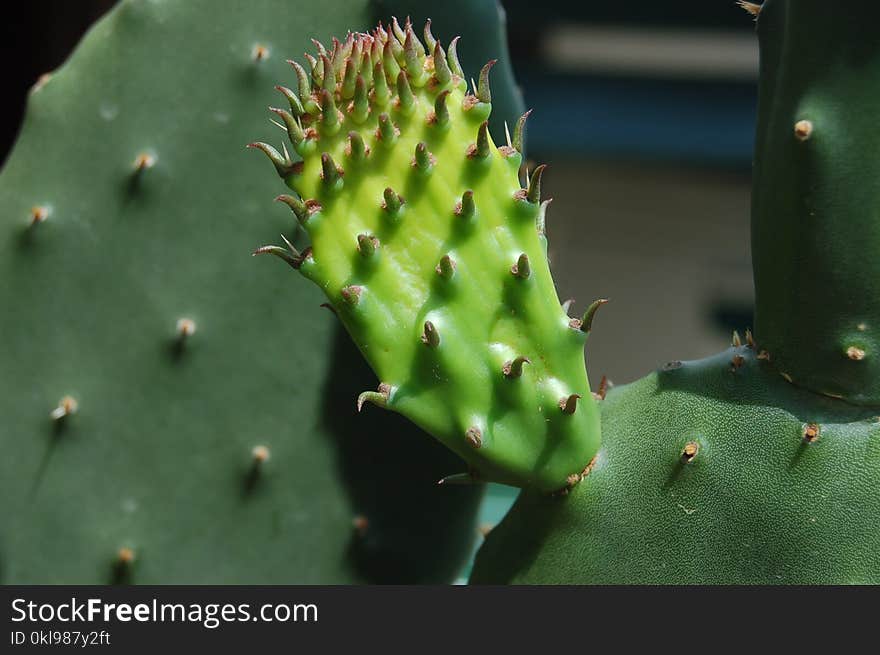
252, 21, 601, 493
471, 345, 880, 583
0, 0, 529, 583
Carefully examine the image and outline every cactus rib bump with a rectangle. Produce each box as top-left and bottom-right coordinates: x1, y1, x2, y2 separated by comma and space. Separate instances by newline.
252, 20, 601, 493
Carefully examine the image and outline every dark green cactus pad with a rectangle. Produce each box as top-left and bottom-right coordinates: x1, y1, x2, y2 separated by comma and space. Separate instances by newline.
751, 0, 880, 404
252, 19, 600, 494
0, 0, 520, 584
471, 346, 880, 583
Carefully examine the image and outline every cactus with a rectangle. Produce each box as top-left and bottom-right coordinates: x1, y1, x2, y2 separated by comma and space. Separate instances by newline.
252, 21, 601, 493
469, 0, 880, 583
253, 0, 880, 584
0, 0, 523, 584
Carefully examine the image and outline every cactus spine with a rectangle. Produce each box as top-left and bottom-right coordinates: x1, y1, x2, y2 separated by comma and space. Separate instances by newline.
253, 21, 601, 493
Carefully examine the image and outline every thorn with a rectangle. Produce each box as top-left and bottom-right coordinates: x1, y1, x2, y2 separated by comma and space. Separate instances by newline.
745, 328, 755, 348
113, 550, 136, 574
502, 356, 530, 379
341, 58, 358, 99
391, 16, 407, 44
288, 60, 312, 106
430, 89, 450, 126
455, 190, 475, 219
423, 19, 436, 52
247, 142, 292, 178
30, 205, 50, 226
304, 53, 320, 89
436, 254, 456, 280
447, 36, 464, 77
347, 131, 369, 161
351, 76, 370, 123
376, 113, 398, 144
382, 187, 404, 214
357, 233, 379, 257
396, 71, 415, 113
133, 152, 156, 172
50, 396, 78, 421
680, 441, 699, 463
736, 1, 762, 18
252, 239, 304, 269
252, 444, 271, 464
591, 375, 608, 401
562, 298, 575, 315
757, 349, 771, 361
251, 43, 270, 61
732, 330, 742, 347
413, 142, 434, 171
352, 515, 369, 537
268, 107, 305, 146
372, 61, 391, 107
403, 28, 426, 85
319, 302, 337, 316
437, 472, 476, 486
524, 163, 546, 203
511, 253, 531, 279
536, 198, 552, 235
275, 194, 318, 225
512, 110, 532, 153
382, 38, 401, 81
176, 318, 196, 340
311, 38, 328, 57
274, 85, 304, 117
340, 285, 363, 306
465, 426, 483, 449
357, 383, 391, 412
802, 423, 820, 444
320, 54, 335, 93
468, 121, 491, 159
559, 394, 581, 415
320, 89, 340, 133
432, 41, 452, 86
476, 59, 496, 103
846, 346, 867, 361
320, 152, 343, 186
575, 298, 609, 333
421, 321, 440, 348
794, 119, 813, 141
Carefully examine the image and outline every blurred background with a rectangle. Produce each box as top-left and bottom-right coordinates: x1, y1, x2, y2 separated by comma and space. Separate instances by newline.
2, 0, 756, 387
2, 0, 758, 578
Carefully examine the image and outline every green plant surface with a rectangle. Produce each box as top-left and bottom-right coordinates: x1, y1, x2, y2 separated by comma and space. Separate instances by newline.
0, 0, 521, 584
471, 0, 880, 584
750, 0, 880, 404
252, 20, 600, 493
471, 346, 880, 583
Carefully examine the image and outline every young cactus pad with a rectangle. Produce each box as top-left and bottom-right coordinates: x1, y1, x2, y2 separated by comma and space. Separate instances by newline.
252, 21, 602, 493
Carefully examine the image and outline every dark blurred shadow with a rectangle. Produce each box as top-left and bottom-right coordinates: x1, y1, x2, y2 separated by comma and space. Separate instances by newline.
322, 327, 484, 583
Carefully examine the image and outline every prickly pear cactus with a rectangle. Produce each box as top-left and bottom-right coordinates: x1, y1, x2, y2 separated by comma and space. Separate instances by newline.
0, 0, 522, 584
471, 0, 880, 584
252, 20, 601, 493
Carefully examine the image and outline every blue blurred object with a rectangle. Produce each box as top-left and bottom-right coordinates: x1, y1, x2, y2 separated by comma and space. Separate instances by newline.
521, 70, 756, 165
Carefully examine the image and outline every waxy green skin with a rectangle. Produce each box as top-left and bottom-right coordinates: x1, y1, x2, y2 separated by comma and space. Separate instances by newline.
472, 0, 880, 584
752, 1, 880, 404
0, 0, 524, 584
472, 349, 880, 584
255, 24, 600, 493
